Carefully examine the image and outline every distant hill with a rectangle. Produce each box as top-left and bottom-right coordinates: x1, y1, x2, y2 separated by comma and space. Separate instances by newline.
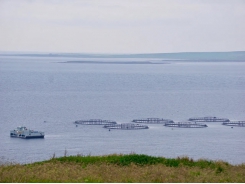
1, 51, 245, 61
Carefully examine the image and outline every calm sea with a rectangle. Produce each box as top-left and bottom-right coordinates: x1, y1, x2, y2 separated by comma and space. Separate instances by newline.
0, 56, 245, 164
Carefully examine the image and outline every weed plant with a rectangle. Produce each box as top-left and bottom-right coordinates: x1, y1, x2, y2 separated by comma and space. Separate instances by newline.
0, 154, 244, 182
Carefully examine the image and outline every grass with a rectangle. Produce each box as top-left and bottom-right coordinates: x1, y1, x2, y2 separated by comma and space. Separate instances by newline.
0, 154, 245, 182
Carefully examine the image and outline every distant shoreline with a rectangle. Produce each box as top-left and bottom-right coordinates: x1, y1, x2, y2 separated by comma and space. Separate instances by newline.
62, 60, 172, 64
0, 51, 245, 61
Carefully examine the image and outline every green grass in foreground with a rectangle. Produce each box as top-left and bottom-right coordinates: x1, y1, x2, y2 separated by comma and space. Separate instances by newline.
0, 154, 245, 182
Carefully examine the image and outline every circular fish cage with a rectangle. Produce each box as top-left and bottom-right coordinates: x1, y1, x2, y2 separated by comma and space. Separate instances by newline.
188, 116, 230, 122
222, 121, 245, 127
164, 122, 208, 128
132, 118, 174, 124
74, 119, 117, 125
104, 123, 149, 130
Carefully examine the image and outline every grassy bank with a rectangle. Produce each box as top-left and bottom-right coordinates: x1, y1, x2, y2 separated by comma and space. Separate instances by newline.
1, 154, 245, 182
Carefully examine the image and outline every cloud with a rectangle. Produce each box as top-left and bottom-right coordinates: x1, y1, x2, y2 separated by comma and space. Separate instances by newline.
0, 0, 245, 53
0, 0, 210, 26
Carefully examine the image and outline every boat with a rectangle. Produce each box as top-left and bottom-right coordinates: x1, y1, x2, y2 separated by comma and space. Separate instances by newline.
10, 126, 45, 139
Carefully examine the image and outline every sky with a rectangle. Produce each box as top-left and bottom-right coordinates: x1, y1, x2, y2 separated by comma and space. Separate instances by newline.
0, 0, 245, 54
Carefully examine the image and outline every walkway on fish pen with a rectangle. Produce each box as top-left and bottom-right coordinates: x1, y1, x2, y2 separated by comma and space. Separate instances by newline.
104, 123, 149, 130
188, 116, 230, 122
74, 119, 117, 125
222, 121, 245, 127
164, 122, 208, 128
132, 118, 174, 124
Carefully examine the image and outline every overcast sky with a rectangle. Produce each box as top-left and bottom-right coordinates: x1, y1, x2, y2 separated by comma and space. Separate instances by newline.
0, 0, 245, 53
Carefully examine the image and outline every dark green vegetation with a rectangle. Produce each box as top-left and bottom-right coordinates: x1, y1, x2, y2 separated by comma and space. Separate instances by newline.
1, 154, 245, 182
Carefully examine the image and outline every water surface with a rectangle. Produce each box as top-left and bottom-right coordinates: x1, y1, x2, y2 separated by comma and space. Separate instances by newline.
0, 56, 244, 164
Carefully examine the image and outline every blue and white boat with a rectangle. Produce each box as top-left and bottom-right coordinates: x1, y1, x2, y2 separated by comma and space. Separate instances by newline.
10, 126, 44, 139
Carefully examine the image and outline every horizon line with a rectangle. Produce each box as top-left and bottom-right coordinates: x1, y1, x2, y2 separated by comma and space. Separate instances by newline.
0, 50, 245, 55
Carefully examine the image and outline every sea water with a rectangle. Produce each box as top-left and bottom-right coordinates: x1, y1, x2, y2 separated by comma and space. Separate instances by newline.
0, 55, 244, 164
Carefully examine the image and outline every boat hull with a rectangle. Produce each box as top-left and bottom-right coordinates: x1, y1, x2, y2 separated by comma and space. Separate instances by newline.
10, 134, 44, 139
25, 135, 44, 139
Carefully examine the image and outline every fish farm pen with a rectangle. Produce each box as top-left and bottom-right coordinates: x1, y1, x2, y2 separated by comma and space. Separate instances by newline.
222, 121, 245, 127
104, 123, 149, 130
132, 118, 174, 124
74, 119, 117, 125
164, 122, 208, 128
188, 116, 230, 122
